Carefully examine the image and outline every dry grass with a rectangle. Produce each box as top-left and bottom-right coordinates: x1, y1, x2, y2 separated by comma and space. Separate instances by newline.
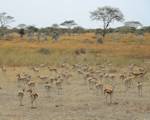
0, 66, 150, 120
0, 32, 150, 66
0, 33, 150, 120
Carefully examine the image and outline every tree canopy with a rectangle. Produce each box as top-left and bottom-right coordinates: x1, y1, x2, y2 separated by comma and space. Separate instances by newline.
90, 6, 124, 38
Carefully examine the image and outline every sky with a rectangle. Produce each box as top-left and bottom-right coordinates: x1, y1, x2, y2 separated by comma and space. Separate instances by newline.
0, 0, 149, 28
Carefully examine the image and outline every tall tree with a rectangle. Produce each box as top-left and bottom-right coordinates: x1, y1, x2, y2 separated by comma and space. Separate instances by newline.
90, 6, 124, 42
0, 12, 14, 28
0, 12, 14, 39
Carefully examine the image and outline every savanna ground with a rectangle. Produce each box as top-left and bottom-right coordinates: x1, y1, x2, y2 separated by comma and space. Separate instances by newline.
0, 33, 150, 120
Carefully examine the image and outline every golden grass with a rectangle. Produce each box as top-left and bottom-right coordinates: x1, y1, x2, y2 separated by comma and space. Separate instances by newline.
0, 33, 150, 66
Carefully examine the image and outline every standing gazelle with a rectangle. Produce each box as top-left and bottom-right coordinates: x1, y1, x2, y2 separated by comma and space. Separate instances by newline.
17, 89, 25, 106
44, 82, 52, 97
137, 82, 143, 96
95, 81, 103, 95
103, 85, 113, 104
55, 79, 63, 95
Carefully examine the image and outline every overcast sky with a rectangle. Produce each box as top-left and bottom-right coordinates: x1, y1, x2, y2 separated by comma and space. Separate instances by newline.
0, 0, 149, 28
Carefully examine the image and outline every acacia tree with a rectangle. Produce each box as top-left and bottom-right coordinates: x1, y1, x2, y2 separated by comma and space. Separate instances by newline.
124, 21, 142, 29
90, 6, 124, 42
60, 20, 77, 29
0, 12, 14, 27
0, 12, 14, 38
60, 20, 77, 35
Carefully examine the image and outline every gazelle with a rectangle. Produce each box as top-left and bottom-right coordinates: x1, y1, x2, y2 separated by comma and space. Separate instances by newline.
88, 77, 96, 90
44, 82, 52, 97
27, 81, 35, 90
120, 73, 126, 84
31, 66, 39, 72
55, 79, 63, 95
17, 89, 25, 106
124, 77, 132, 90
1, 65, 6, 72
103, 85, 114, 104
38, 75, 49, 81
27, 89, 38, 108
16, 73, 29, 89
48, 67, 57, 72
95, 81, 103, 95
137, 82, 143, 96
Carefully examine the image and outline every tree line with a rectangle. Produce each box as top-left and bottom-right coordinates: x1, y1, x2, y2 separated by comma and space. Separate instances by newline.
0, 6, 150, 43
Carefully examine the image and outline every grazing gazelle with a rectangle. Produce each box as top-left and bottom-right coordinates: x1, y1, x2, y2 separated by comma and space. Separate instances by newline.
38, 75, 49, 81
27, 81, 35, 90
1, 65, 6, 72
48, 67, 57, 72
31, 66, 39, 72
27, 89, 38, 108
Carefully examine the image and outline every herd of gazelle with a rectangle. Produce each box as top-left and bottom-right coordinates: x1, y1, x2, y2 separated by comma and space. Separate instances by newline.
0, 63, 147, 108
15, 65, 70, 108
75, 64, 146, 104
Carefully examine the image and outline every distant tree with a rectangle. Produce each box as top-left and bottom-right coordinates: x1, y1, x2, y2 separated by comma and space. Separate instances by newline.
26, 25, 38, 40
142, 26, 150, 33
18, 29, 25, 38
72, 26, 85, 34
60, 20, 77, 35
51, 31, 60, 42
51, 24, 59, 29
124, 21, 142, 29
17, 24, 27, 29
0, 12, 14, 28
0, 12, 14, 39
60, 20, 77, 29
90, 6, 124, 43
115, 26, 136, 34
27, 26, 38, 33
124, 21, 144, 36
17, 24, 27, 38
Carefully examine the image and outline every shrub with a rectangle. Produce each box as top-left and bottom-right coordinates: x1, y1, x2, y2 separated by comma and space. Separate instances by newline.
97, 38, 103, 44
38, 48, 50, 55
75, 48, 86, 55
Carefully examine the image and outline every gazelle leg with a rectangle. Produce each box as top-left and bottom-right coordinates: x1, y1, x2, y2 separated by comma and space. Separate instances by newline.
140, 87, 142, 96
105, 94, 108, 104
89, 83, 92, 90
31, 99, 34, 108
96, 88, 99, 96
141, 88, 142, 96
110, 94, 112, 104
19, 97, 23, 106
